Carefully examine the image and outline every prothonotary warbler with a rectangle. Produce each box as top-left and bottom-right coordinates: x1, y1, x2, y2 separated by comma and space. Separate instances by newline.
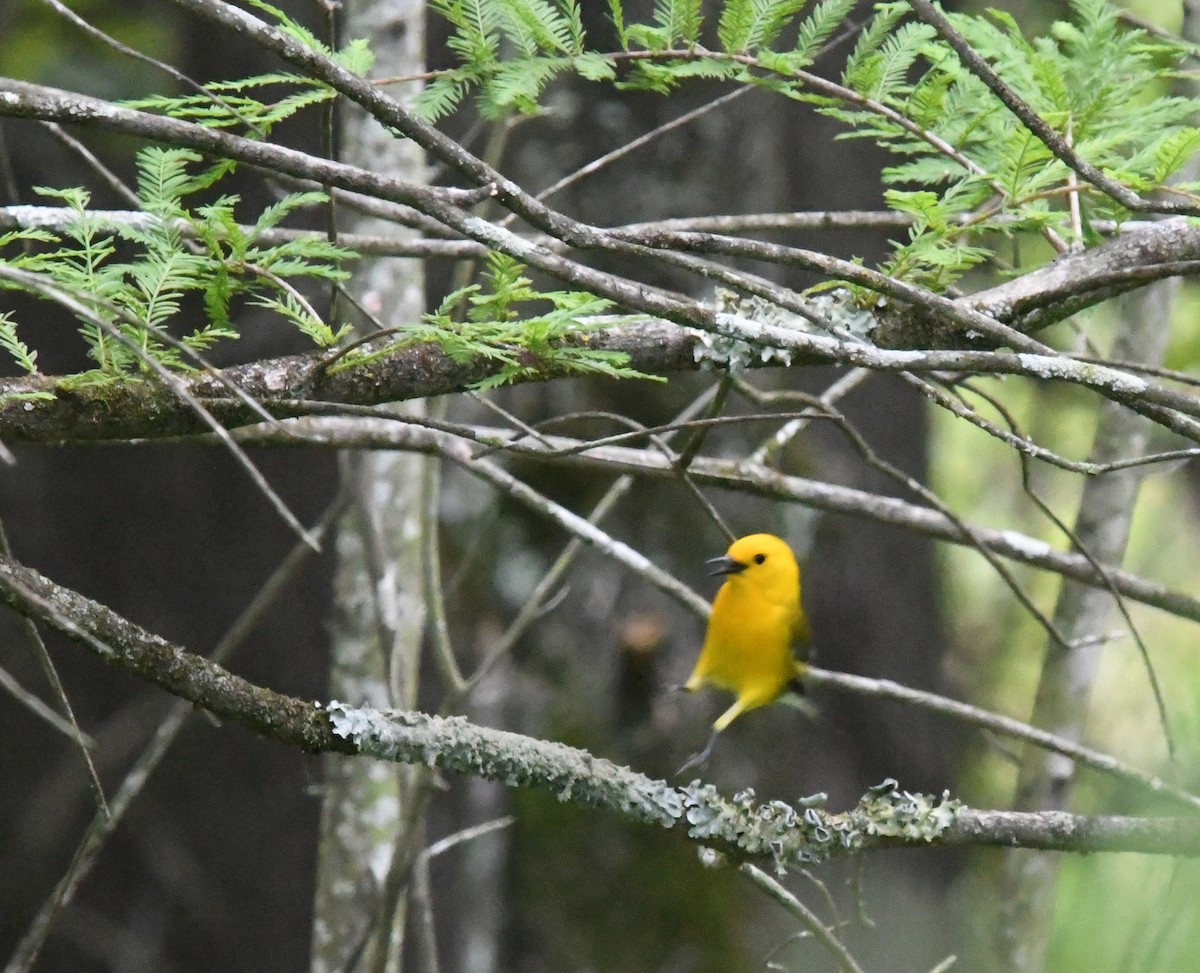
677, 533, 810, 774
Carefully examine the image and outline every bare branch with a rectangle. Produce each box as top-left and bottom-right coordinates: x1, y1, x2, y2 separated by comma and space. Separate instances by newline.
741, 864, 867, 973
216, 416, 1200, 625
1, 548, 1199, 861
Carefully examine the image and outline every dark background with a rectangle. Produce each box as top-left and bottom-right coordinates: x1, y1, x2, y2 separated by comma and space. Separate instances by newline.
0, 1, 973, 970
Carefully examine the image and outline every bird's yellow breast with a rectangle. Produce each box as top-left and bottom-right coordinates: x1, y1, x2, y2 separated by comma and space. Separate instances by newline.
694, 577, 803, 698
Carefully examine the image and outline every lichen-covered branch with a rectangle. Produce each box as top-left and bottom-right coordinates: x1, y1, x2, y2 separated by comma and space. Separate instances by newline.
0, 550, 1198, 863
4, 308, 1200, 447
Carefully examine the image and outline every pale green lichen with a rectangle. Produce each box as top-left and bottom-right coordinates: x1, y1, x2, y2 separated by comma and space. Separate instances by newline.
328, 702, 961, 870
327, 701, 685, 828
693, 288, 878, 371
681, 778, 962, 872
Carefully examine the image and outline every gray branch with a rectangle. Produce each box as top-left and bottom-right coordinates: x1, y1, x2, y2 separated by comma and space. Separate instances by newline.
215, 416, 1200, 626
0, 551, 1198, 862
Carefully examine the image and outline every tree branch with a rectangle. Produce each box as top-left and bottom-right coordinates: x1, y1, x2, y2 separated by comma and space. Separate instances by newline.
211, 416, 1200, 625
1, 551, 1198, 861
904, 0, 1200, 218
0, 322, 698, 442
5, 304, 1200, 445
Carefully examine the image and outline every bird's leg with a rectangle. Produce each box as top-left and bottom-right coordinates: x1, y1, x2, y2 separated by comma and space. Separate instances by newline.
676, 727, 719, 776
713, 696, 752, 733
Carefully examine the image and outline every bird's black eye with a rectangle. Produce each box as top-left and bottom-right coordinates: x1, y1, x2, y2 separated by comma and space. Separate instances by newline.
754, 553, 766, 564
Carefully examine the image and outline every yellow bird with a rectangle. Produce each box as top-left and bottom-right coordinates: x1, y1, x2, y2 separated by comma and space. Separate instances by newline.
678, 533, 809, 774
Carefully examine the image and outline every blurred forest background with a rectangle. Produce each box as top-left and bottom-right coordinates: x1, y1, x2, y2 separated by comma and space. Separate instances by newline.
2, 0, 1200, 972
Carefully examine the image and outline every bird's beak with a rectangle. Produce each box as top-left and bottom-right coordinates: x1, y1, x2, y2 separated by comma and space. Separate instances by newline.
706, 555, 747, 576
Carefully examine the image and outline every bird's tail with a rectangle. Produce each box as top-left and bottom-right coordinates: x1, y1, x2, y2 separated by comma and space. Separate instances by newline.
780, 662, 819, 718
776, 690, 819, 719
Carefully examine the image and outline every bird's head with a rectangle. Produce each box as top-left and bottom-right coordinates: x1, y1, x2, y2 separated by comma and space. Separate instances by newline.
707, 533, 800, 603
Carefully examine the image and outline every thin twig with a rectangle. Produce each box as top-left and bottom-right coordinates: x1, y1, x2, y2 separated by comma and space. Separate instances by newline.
0, 522, 107, 818
218, 414, 1200, 625
740, 864, 867, 973
747, 368, 873, 467
0, 265, 318, 551
422, 817, 516, 860
0, 663, 97, 749
806, 666, 1200, 811
2, 495, 344, 973
965, 378, 1175, 760
421, 416, 466, 695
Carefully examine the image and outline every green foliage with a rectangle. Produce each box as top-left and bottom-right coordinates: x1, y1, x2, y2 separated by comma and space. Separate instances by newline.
339, 253, 656, 389
792, 0, 857, 66
0, 147, 354, 378
8, 0, 1198, 384
654, 0, 704, 46
844, 0, 1200, 288
417, 0, 600, 119
718, 0, 807, 53
123, 76, 337, 137
0, 313, 39, 375
424, 0, 1200, 292
122, 0, 372, 136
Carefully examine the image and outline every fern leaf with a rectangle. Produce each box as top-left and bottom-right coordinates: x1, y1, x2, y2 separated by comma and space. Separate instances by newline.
607, 0, 629, 45
432, 0, 502, 65
245, 0, 331, 55
883, 188, 948, 232
184, 323, 240, 352
136, 148, 204, 217
853, 21, 936, 102
251, 292, 348, 347
794, 0, 857, 64
252, 191, 329, 236
720, 0, 808, 54
1153, 128, 1200, 183
480, 56, 569, 117
574, 52, 617, 81
413, 72, 473, 121
0, 313, 38, 374
501, 0, 582, 55
654, 0, 703, 45
842, 2, 906, 84
333, 37, 375, 74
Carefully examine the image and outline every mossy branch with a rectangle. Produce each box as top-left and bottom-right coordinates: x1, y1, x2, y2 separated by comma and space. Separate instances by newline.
1, 550, 1199, 862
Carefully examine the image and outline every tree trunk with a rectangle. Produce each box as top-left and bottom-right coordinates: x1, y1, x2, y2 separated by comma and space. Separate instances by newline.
311, 2, 429, 971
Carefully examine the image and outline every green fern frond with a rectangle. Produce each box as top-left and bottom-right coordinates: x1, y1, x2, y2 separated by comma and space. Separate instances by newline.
794, 0, 857, 64
245, 0, 332, 55
135, 148, 204, 218
414, 73, 475, 121
251, 292, 351, 348
333, 36, 375, 74
1151, 128, 1200, 183
654, 0, 704, 46
0, 313, 39, 374
719, 0, 808, 54
184, 324, 241, 352
7, 140, 357, 377
847, 20, 936, 101
607, 0, 629, 45
252, 191, 330, 236
842, 2, 906, 83
500, 0, 583, 55
480, 56, 571, 116
341, 252, 655, 388
437, 0, 502, 64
